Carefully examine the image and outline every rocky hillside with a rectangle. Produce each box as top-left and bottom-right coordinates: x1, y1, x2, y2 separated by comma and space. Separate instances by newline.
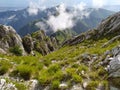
0, 25, 58, 56
0, 12, 120, 90
23, 30, 58, 55
0, 25, 26, 55
63, 12, 120, 46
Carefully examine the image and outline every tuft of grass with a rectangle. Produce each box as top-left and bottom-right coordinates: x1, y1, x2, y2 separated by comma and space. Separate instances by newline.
51, 80, 60, 90
9, 45, 23, 56
0, 61, 12, 75
86, 81, 99, 90
15, 83, 26, 90
72, 74, 82, 83
10, 65, 33, 80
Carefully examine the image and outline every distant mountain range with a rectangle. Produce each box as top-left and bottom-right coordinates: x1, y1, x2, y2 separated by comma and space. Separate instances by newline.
103, 5, 120, 12
0, 6, 114, 37
18, 8, 114, 37
0, 7, 24, 12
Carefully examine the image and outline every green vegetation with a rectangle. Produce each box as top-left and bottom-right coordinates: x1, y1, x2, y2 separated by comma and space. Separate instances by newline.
9, 45, 23, 56
10, 65, 32, 80
0, 60, 12, 75
0, 36, 120, 89
51, 80, 60, 90
15, 83, 26, 90
86, 81, 99, 90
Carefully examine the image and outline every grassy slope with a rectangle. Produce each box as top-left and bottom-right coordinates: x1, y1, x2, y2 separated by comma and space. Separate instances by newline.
0, 37, 120, 90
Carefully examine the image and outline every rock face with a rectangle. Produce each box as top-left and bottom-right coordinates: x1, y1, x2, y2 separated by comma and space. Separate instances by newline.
0, 25, 58, 56
63, 12, 120, 46
23, 30, 58, 55
0, 25, 25, 55
0, 79, 17, 90
101, 46, 120, 89
97, 12, 120, 36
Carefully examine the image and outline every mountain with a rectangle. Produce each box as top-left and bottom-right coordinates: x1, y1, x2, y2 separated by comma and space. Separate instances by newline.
103, 5, 120, 12
0, 6, 57, 32
0, 7, 24, 12
0, 25, 58, 56
50, 29, 77, 44
0, 6, 114, 37
0, 11, 120, 90
19, 8, 114, 37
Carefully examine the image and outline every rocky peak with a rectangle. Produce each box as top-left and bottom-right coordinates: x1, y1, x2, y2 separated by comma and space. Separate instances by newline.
97, 12, 120, 36
23, 30, 58, 55
63, 12, 120, 46
0, 25, 26, 55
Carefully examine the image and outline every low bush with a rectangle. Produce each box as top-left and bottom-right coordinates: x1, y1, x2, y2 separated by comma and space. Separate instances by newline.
15, 83, 26, 90
10, 65, 32, 80
0, 61, 12, 75
89, 72, 99, 80
51, 80, 60, 90
9, 45, 23, 56
86, 81, 99, 90
72, 74, 82, 83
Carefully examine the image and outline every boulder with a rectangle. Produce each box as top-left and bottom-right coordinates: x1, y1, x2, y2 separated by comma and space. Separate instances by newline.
23, 30, 58, 55
0, 79, 17, 90
0, 25, 26, 55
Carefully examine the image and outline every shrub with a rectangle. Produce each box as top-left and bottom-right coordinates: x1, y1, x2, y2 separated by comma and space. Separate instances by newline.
10, 65, 32, 80
86, 81, 99, 90
89, 72, 99, 80
15, 83, 26, 90
9, 45, 23, 56
53, 70, 64, 81
98, 67, 107, 76
77, 64, 88, 72
51, 80, 60, 90
71, 63, 79, 68
0, 61, 12, 75
38, 69, 52, 85
72, 74, 82, 83
47, 64, 61, 75
66, 68, 76, 77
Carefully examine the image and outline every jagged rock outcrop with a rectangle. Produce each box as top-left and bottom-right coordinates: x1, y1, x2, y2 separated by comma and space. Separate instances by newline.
22, 30, 58, 55
0, 25, 58, 56
0, 25, 26, 55
63, 12, 120, 46
97, 12, 120, 36
100, 46, 120, 89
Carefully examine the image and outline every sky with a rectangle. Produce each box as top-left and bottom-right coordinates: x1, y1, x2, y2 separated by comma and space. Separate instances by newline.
0, 0, 120, 7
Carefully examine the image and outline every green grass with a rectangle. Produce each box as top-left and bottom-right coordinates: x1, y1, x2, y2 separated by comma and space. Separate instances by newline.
9, 45, 23, 56
0, 36, 120, 89
0, 60, 12, 75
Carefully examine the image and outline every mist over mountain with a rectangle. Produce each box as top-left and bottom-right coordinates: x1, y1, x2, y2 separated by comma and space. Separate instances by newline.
0, 3, 115, 37
103, 5, 120, 12
18, 7, 114, 37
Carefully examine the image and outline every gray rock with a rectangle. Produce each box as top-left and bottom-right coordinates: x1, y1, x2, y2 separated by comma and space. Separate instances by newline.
0, 79, 17, 90
0, 25, 26, 55
108, 55, 120, 77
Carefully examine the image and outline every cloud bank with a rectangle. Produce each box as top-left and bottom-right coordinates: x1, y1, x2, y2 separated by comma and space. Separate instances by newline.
27, 1, 39, 15
47, 4, 74, 31
47, 2, 91, 32
27, 0, 106, 32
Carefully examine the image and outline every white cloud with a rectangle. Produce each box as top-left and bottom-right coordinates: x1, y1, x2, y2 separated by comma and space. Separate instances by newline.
47, 2, 92, 32
73, 2, 90, 19
47, 3, 74, 31
92, 0, 106, 9
27, 1, 39, 15
74, 2, 86, 11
